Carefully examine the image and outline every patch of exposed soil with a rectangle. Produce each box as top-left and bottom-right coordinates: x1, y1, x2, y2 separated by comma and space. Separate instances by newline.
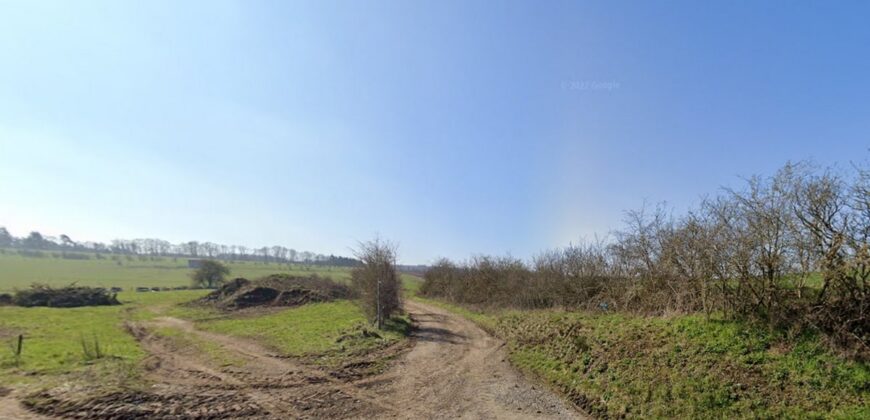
196, 275, 354, 311
311, 335, 415, 382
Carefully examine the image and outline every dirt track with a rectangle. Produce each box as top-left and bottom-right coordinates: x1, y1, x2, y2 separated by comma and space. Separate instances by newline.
2, 300, 583, 419
383, 300, 582, 419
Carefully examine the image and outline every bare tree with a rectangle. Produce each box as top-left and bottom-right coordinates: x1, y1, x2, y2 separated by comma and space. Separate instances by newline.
351, 238, 402, 329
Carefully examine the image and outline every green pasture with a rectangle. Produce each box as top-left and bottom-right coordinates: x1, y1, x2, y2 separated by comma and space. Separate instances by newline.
0, 250, 352, 292
0, 290, 207, 385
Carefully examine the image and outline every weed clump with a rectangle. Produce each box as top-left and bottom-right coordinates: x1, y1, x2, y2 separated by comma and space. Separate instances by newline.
80, 334, 104, 361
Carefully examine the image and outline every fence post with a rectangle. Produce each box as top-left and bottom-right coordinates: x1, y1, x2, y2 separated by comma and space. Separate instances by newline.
376, 272, 383, 329
13, 334, 23, 366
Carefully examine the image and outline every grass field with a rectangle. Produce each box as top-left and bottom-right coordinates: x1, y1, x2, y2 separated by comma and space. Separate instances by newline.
0, 251, 424, 294
0, 247, 418, 388
0, 290, 207, 386
0, 251, 354, 292
416, 297, 870, 419
0, 289, 409, 390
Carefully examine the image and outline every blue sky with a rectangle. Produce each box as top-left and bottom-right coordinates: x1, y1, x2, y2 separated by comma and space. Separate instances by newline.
0, 1, 868, 264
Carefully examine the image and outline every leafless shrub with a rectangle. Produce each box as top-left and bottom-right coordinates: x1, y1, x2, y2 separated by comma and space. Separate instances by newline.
420, 158, 869, 358
351, 239, 402, 329
791, 163, 869, 355
419, 258, 462, 300
534, 241, 617, 310
419, 255, 533, 308
710, 165, 804, 324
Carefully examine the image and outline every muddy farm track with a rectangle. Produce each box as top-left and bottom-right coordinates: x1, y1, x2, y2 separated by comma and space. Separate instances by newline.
1, 301, 583, 419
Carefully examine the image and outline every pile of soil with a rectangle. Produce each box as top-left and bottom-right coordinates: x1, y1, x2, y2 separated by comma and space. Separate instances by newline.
197, 274, 355, 310
13, 284, 120, 308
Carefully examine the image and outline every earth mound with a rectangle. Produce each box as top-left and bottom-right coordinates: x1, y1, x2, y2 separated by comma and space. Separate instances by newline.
13, 284, 120, 308
197, 274, 355, 310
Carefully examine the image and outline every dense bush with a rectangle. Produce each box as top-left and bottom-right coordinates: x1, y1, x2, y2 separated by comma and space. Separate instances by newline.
190, 259, 230, 288
421, 160, 869, 358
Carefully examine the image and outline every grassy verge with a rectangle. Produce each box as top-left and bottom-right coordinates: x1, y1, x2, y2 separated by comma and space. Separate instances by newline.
416, 296, 869, 419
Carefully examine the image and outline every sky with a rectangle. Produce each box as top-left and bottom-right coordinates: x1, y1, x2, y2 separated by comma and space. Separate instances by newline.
0, 1, 868, 264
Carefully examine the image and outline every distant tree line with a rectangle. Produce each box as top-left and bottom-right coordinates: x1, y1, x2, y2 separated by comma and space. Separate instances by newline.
421, 160, 869, 359
0, 229, 360, 267
396, 264, 429, 275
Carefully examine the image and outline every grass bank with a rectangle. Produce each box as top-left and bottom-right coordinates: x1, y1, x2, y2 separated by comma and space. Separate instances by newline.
416, 297, 869, 419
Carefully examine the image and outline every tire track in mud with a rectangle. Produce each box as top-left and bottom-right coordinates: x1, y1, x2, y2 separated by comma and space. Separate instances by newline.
128, 319, 304, 419
143, 316, 417, 418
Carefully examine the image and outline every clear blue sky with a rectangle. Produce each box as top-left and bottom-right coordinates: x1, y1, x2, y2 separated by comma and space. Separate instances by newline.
1, 1, 867, 264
